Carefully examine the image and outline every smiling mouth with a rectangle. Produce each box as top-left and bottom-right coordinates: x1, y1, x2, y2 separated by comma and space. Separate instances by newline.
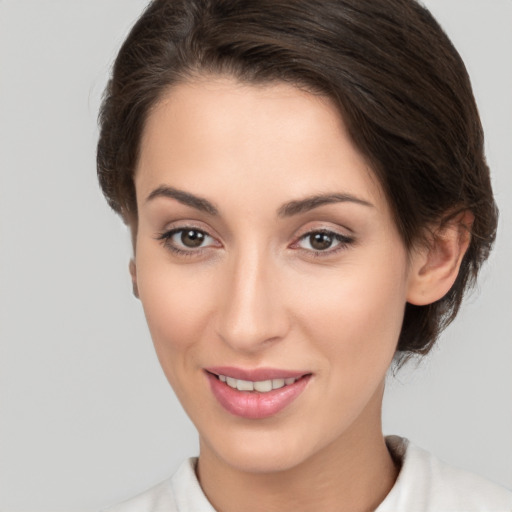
212, 373, 305, 393
205, 369, 312, 419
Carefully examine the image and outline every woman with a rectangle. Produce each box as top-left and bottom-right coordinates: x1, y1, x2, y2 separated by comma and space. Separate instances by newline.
97, 0, 512, 510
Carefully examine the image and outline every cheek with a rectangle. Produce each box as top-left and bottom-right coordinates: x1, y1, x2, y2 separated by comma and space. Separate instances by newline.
294, 252, 408, 368
135, 250, 218, 371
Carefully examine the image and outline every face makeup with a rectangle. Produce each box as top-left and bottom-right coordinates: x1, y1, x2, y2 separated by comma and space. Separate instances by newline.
133, 77, 416, 475
205, 367, 312, 419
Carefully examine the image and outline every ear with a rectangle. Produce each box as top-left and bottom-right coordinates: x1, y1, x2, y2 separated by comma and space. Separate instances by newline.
129, 258, 139, 299
407, 210, 474, 306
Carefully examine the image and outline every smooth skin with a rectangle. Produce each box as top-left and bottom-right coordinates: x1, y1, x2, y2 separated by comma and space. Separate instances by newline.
130, 77, 471, 512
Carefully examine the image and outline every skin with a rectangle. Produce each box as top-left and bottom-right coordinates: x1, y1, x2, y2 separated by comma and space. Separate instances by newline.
130, 77, 470, 512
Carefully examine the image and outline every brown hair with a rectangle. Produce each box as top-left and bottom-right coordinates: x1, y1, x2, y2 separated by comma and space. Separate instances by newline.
97, 0, 498, 359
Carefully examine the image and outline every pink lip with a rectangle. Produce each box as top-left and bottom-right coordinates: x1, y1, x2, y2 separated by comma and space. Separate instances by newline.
205, 367, 311, 420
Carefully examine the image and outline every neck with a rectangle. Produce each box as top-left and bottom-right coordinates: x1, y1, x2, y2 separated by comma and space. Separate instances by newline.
197, 383, 399, 512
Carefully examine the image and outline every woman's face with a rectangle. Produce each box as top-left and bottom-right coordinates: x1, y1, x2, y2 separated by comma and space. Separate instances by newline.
133, 77, 417, 473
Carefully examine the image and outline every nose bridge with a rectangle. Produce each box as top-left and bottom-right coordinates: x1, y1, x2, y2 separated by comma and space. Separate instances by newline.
216, 242, 286, 351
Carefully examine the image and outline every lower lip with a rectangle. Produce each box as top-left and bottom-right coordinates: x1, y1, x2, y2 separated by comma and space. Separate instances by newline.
206, 372, 311, 419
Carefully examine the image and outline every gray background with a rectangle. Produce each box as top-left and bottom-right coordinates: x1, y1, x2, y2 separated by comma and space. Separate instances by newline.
0, 1, 511, 510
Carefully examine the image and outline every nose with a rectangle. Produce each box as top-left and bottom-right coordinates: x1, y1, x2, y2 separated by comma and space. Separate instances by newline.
215, 246, 289, 354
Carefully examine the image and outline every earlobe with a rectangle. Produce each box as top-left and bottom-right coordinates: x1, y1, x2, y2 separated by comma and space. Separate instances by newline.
129, 259, 139, 299
407, 211, 474, 306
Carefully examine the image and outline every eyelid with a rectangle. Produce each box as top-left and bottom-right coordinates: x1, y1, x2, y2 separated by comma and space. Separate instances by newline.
290, 226, 355, 256
154, 222, 355, 258
155, 224, 222, 256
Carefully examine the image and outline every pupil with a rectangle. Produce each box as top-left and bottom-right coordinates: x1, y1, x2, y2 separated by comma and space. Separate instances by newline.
181, 230, 204, 248
310, 232, 332, 251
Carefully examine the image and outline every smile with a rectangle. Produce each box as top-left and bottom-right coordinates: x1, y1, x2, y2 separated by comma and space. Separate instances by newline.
205, 367, 312, 419
217, 374, 299, 393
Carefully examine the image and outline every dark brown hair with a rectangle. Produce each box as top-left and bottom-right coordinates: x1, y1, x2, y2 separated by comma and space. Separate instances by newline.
97, 0, 498, 359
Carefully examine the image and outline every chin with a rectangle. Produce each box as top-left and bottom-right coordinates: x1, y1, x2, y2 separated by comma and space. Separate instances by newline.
222, 447, 308, 475
200, 425, 320, 475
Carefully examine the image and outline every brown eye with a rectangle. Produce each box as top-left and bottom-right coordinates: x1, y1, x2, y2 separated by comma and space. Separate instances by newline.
295, 229, 354, 255
157, 227, 217, 255
180, 229, 205, 248
309, 232, 334, 251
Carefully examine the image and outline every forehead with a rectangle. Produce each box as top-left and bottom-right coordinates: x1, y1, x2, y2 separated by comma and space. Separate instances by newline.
136, 77, 386, 214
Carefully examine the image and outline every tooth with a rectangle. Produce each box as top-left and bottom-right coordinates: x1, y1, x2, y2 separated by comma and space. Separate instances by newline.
285, 377, 296, 385
237, 379, 254, 391
226, 377, 238, 389
272, 378, 285, 389
254, 380, 273, 392
219, 375, 226, 382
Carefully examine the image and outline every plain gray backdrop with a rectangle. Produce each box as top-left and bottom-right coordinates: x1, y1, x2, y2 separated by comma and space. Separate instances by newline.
0, 1, 511, 510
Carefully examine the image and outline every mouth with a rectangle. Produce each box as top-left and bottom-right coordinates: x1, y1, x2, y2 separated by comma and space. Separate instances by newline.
211, 372, 304, 393
204, 367, 312, 419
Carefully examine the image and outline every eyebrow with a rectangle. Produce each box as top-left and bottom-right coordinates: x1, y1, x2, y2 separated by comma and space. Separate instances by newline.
278, 193, 373, 217
146, 185, 219, 216
145, 185, 373, 217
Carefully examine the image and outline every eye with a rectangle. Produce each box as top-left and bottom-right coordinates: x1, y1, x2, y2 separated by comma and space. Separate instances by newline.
156, 227, 219, 255
175, 229, 208, 248
295, 230, 353, 254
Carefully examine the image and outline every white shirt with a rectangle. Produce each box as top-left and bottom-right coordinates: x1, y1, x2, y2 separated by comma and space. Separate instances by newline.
103, 436, 512, 511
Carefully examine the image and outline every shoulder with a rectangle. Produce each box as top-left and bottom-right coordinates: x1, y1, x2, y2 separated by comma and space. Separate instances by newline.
101, 476, 177, 512
379, 436, 512, 512
101, 458, 215, 512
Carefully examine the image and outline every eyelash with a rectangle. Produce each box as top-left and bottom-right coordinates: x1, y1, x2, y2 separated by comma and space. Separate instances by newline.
155, 226, 215, 258
293, 229, 354, 257
155, 227, 354, 258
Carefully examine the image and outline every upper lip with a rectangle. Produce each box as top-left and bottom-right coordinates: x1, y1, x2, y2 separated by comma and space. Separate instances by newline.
205, 366, 310, 381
